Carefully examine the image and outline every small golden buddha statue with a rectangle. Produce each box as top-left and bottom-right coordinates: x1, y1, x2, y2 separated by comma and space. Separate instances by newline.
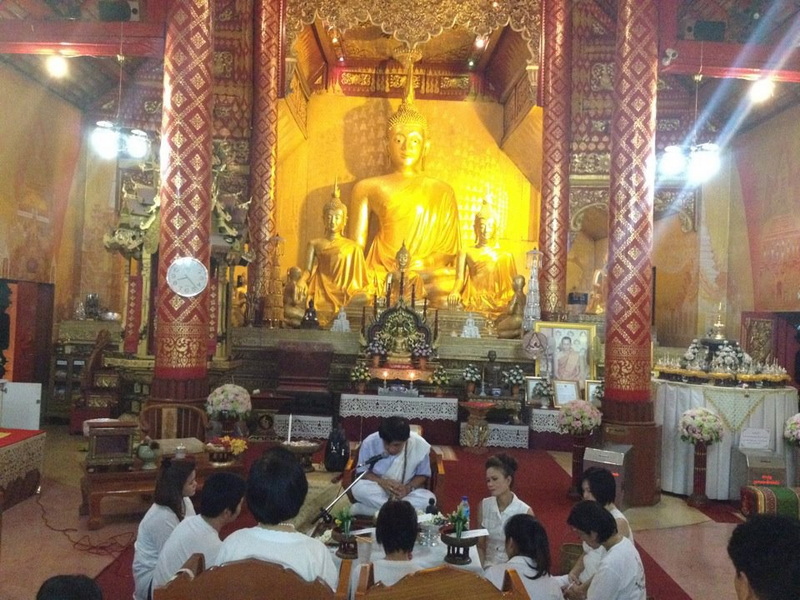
300, 182, 368, 320
283, 266, 307, 328
495, 275, 526, 339
586, 253, 607, 315
351, 54, 461, 307
385, 241, 426, 305
448, 200, 518, 315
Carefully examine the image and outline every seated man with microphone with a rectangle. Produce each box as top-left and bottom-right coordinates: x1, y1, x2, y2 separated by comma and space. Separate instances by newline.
350, 416, 436, 516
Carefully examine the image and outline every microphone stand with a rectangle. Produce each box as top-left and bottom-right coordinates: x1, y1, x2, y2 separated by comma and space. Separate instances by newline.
310, 464, 373, 536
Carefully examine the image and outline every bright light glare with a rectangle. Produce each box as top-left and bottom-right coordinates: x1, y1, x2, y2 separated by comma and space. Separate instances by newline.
658, 145, 687, 178
46, 55, 69, 78
687, 143, 721, 184
475, 36, 487, 49
125, 131, 150, 159
749, 78, 775, 103
90, 124, 120, 160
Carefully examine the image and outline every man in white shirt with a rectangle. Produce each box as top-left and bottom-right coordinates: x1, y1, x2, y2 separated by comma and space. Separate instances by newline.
566, 500, 646, 600
151, 472, 246, 590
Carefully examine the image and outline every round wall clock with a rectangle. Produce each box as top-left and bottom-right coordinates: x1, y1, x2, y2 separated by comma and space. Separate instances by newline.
165, 256, 209, 297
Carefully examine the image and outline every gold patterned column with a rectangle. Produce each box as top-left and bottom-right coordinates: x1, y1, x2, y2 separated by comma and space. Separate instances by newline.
152, 0, 214, 403
248, 0, 285, 325
602, 0, 659, 506
538, 0, 571, 320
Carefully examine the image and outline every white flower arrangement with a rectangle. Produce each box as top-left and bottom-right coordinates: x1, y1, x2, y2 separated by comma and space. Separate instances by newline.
679, 407, 723, 445
557, 400, 602, 436
350, 362, 371, 383
206, 384, 251, 420
462, 363, 482, 383
502, 365, 525, 387
680, 339, 707, 369
432, 364, 450, 386
410, 338, 433, 358
784, 413, 800, 447
367, 338, 388, 356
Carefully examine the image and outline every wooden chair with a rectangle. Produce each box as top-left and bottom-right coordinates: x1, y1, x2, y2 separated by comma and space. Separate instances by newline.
355, 564, 528, 599
139, 402, 209, 442
153, 553, 352, 600
559, 542, 583, 575
341, 445, 445, 504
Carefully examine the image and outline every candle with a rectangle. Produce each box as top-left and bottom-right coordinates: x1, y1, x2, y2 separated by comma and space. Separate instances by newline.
286, 413, 293, 443
423, 298, 428, 319
433, 309, 439, 340
399, 270, 405, 298
411, 282, 416, 309
373, 294, 378, 317
361, 305, 366, 336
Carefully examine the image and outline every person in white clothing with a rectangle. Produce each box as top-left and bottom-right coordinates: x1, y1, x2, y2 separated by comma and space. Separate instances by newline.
350, 499, 422, 598
478, 453, 534, 567
213, 446, 339, 591
562, 466, 632, 600
484, 514, 562, 600
132, 458, 198, 600
566, 501, 646, 600
350, 416, 435, 514
151, 471, 246, 590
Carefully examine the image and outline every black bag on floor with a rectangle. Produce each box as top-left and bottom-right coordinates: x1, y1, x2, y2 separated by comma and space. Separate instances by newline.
324, 421, 350, 472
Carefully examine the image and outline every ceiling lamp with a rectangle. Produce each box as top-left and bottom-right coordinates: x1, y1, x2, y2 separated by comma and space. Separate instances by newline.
45, 55, 69, 78
90, 51, 152, 160
657, 74, 720, 184
749, 77, 775, 103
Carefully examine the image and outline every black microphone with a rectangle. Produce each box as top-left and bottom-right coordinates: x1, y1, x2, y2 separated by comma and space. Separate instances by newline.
360, 453, 387, 468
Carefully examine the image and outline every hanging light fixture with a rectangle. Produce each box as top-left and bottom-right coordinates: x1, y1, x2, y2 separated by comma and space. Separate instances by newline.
658, 73, 720, 184
90, 28, 151, 160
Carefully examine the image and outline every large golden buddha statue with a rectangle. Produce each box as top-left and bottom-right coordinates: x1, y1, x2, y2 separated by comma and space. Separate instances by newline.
448, 200, 518, 315
351, 57, 461, 307
300, 183, 368, 320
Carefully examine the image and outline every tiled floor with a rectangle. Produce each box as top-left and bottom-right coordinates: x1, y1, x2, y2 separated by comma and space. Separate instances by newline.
1, 425, 739, 600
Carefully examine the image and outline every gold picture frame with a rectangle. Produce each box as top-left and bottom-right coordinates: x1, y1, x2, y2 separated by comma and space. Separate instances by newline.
553, 380, 580, 405
534, 322, 596, 390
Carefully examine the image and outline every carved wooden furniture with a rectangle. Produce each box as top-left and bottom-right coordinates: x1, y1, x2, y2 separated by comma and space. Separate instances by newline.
139, 402, 209, 442
79, 452, 243, 530
355, 564, 527, 599
153, 553, 352, 600
69, 329, 119, 433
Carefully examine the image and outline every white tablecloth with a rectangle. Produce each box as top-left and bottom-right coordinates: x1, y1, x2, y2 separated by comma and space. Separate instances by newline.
339, 394, 458, 421
653, 379, 799, 500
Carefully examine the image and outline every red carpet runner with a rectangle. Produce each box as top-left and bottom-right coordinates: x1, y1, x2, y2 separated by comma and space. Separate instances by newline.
96, 446, 690, 599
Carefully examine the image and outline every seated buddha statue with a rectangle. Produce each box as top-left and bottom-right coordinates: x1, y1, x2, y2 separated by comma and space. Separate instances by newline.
351, 57, 461, 308
385, 241, 426, 306
283, 266, 307, 328
301, 182, 368, 319
448, 201, 518, 315
495, 275, 526, 339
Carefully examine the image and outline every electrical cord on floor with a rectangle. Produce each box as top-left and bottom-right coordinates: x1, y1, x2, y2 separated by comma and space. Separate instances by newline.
35, 485, 135, 557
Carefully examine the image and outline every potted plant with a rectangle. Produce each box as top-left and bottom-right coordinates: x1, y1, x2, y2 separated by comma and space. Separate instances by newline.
410, 338, 433, 368
462, 363, 481, 395
206, 384, 252, 435
431, 364, 450, 396
350, 361, 371, 393
501, 364, 525, 395
333, 506, 357, 559
440, 503, 477, 565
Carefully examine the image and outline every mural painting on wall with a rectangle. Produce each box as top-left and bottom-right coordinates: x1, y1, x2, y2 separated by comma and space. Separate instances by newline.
7, 184, 53, 283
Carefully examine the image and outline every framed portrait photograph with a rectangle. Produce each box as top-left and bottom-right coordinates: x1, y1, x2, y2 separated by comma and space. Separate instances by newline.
524, 376, 550, 407
533, 322, 597, 390
553, 380, 580, 405
585, 379, 603, 406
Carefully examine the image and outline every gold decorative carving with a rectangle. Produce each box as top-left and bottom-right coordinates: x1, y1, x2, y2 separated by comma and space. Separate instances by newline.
571, 152, 611, 175
285, 69, 309, 137
653, 188, 697, 232
743, 317, 774, 364
589, 63, 614, 91
286, 0, 542, 61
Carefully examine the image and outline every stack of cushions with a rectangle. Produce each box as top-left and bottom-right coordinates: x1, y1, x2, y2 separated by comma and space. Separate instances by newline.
740, 485, 800, 518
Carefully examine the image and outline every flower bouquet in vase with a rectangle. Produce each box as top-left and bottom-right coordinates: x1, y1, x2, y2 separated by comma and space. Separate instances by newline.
501, 365, 525, 395
558, 400, 602, 499
462, 364, 481, 395
350, 361, 371, 393
784, 413, 800, 486
206, 384, 252, 435
333, 506, 357, 559
679, 407, 723, 507
410, 338, 433, 368
366, 338, 388, 366
431, 364, 450, 396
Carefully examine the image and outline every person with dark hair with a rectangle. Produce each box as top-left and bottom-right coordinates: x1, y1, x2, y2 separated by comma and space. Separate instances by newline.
151, 472, 246, 590
484, 514, 562, 599
565, 501, 645, 600
350, 500, 422, 595
561, 467, 633, 599
132, 458, 197, 600
478, 453, 534, 567
212, 447, 338, 590
350, 415, 435, 515
727, 514, 800, 600
37, 574, 102, 600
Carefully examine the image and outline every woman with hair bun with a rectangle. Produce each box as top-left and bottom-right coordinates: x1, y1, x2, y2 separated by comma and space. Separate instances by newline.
478, 453, 534, 567
484, 514, 562, 600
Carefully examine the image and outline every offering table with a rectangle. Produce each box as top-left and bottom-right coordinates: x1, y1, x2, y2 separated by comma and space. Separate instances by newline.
653, 379, 798, 500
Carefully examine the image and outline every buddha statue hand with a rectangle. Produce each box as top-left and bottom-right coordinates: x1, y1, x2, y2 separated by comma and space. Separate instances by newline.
447, 289, 463, 308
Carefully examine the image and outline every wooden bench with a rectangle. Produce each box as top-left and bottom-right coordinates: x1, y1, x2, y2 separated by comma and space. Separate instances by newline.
740, 485, 800, 518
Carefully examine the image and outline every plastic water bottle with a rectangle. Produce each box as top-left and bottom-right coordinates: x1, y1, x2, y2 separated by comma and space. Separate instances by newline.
460, 496, 470, 530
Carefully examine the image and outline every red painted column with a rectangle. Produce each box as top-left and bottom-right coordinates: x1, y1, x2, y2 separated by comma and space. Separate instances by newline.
539, 0, 572, 320
603, 0, 660, 505
248, 0, 285, 325
151, 0, 214, 404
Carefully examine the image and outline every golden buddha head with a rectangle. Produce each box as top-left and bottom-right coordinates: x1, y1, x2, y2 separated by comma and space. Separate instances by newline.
387, 55, 429, 172
474, 200, 498, 244
322, 181, 347, 234
395, 241, 410, 271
